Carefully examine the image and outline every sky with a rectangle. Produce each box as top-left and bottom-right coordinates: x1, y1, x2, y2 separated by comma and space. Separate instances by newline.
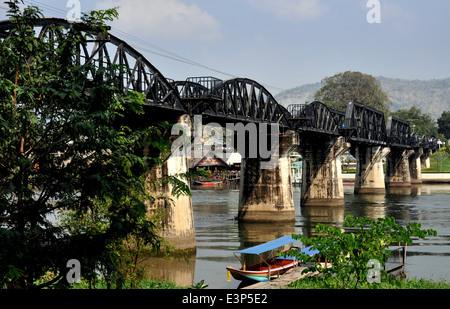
1, 0, 450, 95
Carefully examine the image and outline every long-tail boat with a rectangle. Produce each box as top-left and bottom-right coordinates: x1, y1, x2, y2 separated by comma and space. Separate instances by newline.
226, 235, 319, 282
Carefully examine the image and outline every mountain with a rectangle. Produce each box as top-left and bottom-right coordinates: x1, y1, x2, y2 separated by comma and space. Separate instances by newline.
275, 76, 450, 120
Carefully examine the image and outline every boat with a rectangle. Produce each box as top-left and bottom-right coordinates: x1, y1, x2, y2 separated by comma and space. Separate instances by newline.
226, 235, 319, 282
193, 180, 226, 186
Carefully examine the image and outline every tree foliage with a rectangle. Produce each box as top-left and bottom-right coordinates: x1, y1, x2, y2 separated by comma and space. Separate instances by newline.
437, 111, 450, 139
0, 1, 191, 289
314, 71, 391, 114
287, 215, 437, 289
390, 106, 439, 138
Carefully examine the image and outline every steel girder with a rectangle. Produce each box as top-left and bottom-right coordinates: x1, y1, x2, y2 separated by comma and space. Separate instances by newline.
286, 101, 343, 135
0, 18, 184, 112
386, 116, 412, 148
344, 101, 387, 145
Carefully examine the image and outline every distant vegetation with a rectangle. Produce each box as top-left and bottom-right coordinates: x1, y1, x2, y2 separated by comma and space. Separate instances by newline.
314, 71, 391, 115
276, 76, 450, 121
378, 77, 450, 121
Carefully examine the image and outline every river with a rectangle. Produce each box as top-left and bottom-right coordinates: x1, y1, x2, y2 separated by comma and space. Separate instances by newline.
145, 183, 450, 289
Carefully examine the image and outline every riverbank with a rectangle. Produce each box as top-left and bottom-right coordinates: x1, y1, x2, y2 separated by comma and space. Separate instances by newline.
342, 173, 450, 183
241, 261, 407, 290
65, 270, 450, 289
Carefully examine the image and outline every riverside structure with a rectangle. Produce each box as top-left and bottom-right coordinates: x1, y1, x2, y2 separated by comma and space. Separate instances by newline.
0, 18, 434, 250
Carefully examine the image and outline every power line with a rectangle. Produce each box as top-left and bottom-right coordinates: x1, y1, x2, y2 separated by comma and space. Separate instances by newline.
111, 28, 239, 79
19, 0, 286, 92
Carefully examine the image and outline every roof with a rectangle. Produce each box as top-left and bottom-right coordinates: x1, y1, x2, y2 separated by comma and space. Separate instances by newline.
188, 152, 229, 169
234, 235, 296, 255
226, 152, 242, 164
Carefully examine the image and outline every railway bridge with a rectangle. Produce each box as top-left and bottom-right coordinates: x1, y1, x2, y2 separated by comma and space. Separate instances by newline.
0, 18, 432, 250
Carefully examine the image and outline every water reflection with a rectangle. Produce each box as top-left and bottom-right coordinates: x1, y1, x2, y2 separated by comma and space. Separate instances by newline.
237, 222, 295, 249
142, 184, 450, 288
141, 256, 196, 287
345, 193, 387, 220
298, 205, 345, 237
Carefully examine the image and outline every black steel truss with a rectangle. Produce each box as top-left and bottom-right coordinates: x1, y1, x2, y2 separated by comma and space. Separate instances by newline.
386, 116, 411, 148
0, 18, 184, 111
286, 101, 343, 135
0, 18, 428, 149
175, 77, 290, 127
344, 101, 387, 145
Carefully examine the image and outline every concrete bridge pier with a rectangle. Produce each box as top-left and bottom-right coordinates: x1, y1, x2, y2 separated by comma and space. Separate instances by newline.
353, 146, 390, 194
145, 114, 196, 251
409, 148, 424, 184
300, 136, 350, 206
420, 149, 432, 169
385, 148, 415, 187
238, 130, 297, 222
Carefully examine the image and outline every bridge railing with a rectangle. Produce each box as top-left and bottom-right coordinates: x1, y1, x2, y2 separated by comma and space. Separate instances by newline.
287, 104, 307, 119
410, 135, 430, 149
286, 102, 343, 135
175, 76, 223, 100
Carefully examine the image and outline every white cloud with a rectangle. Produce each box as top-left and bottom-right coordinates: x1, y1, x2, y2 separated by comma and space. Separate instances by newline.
96, 0, 221, 41
247, 0, 329, 22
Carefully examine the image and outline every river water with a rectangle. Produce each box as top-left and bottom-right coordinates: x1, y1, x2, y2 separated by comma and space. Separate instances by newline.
146, 183, 450, 289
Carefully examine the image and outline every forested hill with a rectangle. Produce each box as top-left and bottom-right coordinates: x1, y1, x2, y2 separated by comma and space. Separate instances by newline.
275, 77, 450, 120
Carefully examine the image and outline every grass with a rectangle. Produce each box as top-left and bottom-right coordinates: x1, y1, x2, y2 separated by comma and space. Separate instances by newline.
69, 278, 186, 289
66, 277, 450, 289
287, 276, 450, 289
422, 150, 450, 173
342, 150, 450, 173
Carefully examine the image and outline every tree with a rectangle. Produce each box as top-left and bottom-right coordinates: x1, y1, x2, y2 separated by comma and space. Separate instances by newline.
437, 111, 450, 139
287, 216, 436, 289
0, 1, 191, 289
314, 71, 391, 114
390, 106, 439, 138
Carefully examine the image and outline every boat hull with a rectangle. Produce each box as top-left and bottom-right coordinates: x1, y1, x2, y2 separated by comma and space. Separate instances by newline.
193, 181, 225, 186
226, 259, 298, 282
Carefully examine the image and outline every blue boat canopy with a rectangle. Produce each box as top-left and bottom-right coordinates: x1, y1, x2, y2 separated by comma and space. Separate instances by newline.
234, 235, 297, 255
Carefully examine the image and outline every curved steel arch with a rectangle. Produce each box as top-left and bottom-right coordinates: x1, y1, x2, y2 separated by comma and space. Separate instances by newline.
287, 101, 343, 135
176, 76, 290, 126
0, 17, 184, 112
212, 78, 290, 126
174, 76, 222, 100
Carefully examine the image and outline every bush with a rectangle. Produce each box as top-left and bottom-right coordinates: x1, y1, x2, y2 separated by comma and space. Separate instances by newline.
286, 215, 437, 289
